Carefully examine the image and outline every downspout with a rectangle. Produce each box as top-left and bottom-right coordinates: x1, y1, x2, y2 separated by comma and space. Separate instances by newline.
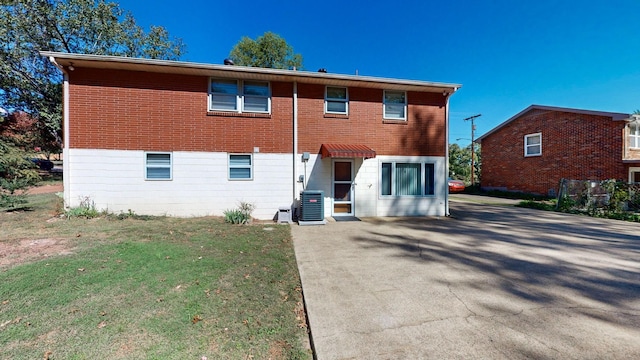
48, 56, 71, 209
292, 81, 298, 207
444, 89, 454, 216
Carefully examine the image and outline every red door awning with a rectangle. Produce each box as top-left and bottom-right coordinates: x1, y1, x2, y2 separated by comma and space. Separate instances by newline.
320, 144, 376, 159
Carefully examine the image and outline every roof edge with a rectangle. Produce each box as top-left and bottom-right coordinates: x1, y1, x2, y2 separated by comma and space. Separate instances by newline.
40, 51, 462, 93
477, 105, 631, 142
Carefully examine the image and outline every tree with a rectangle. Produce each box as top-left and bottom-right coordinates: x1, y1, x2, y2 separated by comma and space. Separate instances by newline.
0, 0, 186, 151
0, 0, 185, 205
229, 31, 303, 69
449, 142, 481, 185
0, 112, 40, 208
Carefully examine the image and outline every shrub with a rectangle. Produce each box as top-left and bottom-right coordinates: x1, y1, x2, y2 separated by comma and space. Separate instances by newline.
224, 202, 255, 224
65, 196, 101, 218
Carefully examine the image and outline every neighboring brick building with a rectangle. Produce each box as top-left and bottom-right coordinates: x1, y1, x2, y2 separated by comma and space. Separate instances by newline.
43, 52, 460, 219
477, 105, 640, 196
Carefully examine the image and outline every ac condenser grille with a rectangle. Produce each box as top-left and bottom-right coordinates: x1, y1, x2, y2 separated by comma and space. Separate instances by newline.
300, 190, 324, 221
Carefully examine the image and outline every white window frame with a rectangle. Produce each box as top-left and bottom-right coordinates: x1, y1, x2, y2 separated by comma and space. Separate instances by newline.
325, 86, 348, 115
228, 153, 253, 180
380, 161, 435, 197
524, 133, 542, 157
242, 81, 270, 113
209, 79, 271, 114
629, 121, 640, 149
145, 152, 172, 181
383, 90, 407, 120
629, 167, 640, 184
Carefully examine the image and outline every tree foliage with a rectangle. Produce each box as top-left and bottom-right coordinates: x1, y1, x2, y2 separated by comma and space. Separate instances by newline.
449, 142, 481, 185
0, 0, 186, 152
0, 113, 40, 208
0, 0, 185, 204
229, 31, 303, 69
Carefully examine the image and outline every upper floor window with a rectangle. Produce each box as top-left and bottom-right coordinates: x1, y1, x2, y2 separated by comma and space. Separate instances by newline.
524, 133, 542, 157
145, 152, 172, 180
383, 90, 407, 120
209, 79, 270, 113
325, 86, 348, 115
629, 122, 640, 148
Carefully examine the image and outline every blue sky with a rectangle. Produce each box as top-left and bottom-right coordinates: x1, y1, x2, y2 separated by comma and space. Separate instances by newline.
116, 0, 640, 144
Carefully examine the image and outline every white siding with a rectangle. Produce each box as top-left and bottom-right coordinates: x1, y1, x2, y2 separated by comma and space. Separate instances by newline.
300, 154, 447, 218
375, 156, 447, 216
66, 149, 293, 219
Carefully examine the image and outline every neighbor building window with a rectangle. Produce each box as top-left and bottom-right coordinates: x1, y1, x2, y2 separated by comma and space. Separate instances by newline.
524, 133, 542, 156
209, 79, 270, 113
229, 154, 253, 180
145, 153, 172, 180
629, 122, 640, 148
325, 86, 348, 114
381, 162, 435, 196
383, 90, 407, 120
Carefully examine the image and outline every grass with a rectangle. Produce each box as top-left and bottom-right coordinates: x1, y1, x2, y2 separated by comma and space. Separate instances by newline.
0, 193, 311, 359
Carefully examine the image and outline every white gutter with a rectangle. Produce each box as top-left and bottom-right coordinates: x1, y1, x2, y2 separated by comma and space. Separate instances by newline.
444, 89, 455, 216
48, 56, 71, 209
293, 81, 298, 206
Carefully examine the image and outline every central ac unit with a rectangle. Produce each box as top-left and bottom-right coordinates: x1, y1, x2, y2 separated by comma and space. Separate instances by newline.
300, 190, 324, 222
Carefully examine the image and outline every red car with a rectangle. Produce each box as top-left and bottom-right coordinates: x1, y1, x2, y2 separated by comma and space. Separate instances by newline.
448, 178, 465, 192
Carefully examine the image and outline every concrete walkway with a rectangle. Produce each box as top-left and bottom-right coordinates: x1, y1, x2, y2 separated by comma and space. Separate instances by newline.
292, 201, 640, 359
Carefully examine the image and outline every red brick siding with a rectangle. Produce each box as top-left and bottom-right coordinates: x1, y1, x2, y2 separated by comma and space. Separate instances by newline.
68, 68, 446, 156
68, 68, 293, 153
481, 110, 627, 195
297, 84, 447, 156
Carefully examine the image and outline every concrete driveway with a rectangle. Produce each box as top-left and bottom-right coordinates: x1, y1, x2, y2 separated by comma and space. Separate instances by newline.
292, 197, 640, 359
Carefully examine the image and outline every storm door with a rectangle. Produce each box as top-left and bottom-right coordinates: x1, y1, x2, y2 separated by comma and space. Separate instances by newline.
332, 160, 354, 216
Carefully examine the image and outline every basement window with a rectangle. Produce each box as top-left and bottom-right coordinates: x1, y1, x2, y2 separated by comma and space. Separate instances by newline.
229, 154, 253, 180
145, 152, 172, 180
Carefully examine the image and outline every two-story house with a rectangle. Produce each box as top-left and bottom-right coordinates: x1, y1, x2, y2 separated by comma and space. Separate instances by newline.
478, 105, 639, 196
43, 51, 460, 220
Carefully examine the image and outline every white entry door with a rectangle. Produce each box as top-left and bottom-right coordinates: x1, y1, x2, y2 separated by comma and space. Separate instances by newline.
333, 160, 354, 216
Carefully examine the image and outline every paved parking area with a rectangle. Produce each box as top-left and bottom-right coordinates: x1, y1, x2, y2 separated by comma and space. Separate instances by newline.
292, 199, 640, 359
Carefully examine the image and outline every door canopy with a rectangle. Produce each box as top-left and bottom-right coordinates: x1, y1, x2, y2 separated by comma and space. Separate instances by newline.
320, 144, 376, 159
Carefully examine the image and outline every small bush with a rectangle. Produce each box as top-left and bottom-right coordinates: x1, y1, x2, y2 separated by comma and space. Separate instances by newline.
224, 202, 255, 224
107, 209, 156, 221
517, 200, 555, 211
66, 196, 101, 218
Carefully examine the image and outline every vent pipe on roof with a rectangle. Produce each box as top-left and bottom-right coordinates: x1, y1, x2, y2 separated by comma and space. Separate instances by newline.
223, 58, 235, 65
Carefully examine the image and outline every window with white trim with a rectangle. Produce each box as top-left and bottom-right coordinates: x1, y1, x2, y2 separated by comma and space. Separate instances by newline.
228, 154, 253, 180
524, 133, 542, 157
381, 162, 435, 196
383, 90, 407, 120
209, 79, 270, 113
629, 122, 640, 148
145, 153, 172, 180
325, 86, 348, 114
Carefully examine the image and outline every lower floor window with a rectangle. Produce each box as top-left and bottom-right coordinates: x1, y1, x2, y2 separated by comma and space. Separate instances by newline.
229, 154, 253, 180
381, 162, 435, 196
145, 152, 172, 180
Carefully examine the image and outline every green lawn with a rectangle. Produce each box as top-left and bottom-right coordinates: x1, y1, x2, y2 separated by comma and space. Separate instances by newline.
0, 193, 311, 359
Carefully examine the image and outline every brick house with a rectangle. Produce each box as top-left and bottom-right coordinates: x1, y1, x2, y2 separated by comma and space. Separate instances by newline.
477, 105, 640, 196
43, 51, 460, 220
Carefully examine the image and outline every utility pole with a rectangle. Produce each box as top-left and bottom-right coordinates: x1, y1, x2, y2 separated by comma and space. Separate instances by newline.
463, 114, 481, 186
